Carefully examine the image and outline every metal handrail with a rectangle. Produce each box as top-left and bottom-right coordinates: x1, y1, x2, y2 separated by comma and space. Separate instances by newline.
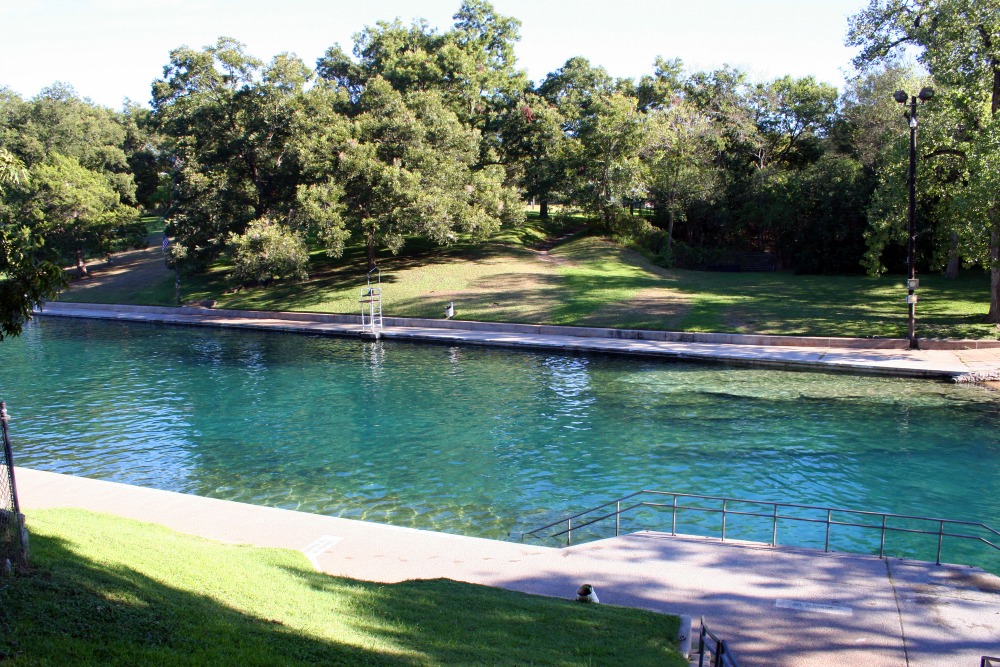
698, 617, 741, 667
520, 490, 1000, 566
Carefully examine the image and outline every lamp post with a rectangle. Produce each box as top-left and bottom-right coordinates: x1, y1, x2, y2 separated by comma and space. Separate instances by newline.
893, 87, 934, 350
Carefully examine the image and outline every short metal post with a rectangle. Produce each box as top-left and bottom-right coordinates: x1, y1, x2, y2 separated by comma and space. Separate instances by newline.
825, 509, 832, 552
567, 518, 572, 546
698, 619, 707, 667
771, 504, 778, 546
615, 500, 620, 537
716, 640, 726, 667
936, 520, 944, 565
672, 495, 678, 535
879, 515, 887, 558
721, 499, 727, 542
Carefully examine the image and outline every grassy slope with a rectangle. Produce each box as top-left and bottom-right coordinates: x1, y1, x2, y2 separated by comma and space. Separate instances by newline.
0, 509, 685, 666
57, 215, 999, 340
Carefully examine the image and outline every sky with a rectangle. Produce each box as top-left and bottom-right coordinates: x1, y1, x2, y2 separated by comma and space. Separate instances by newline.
1, 0, 870, 110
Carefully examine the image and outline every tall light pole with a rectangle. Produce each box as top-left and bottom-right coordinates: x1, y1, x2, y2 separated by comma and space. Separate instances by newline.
893, 87, 934, 350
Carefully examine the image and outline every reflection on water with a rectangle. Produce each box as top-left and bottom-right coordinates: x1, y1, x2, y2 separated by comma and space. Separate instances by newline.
2, 317, 999, 570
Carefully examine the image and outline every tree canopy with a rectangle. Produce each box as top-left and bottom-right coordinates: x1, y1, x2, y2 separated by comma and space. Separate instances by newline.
2, 0, 999, 335
848, 0, 1000, 321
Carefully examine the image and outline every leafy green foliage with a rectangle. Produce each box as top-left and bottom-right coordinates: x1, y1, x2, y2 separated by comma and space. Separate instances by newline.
229, 218, 309, 286
0, 147, 28, 187
751, 75, 838, 169
0, 86, 144, 337
0, 83, 137, 204
643, 100, 720, 257
0, 225, 66, 340
295, 77, 523, 269
848, 0, 1000, 320
570, 91, 650, 234
23, 153, 141, 274
7, 1, 1000, 326
153, 37, 310, 268
495, 93, 568, 218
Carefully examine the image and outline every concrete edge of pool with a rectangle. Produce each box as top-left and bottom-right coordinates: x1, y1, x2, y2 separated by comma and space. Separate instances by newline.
13, 467, 1000, 667
31, 302, 1000, 380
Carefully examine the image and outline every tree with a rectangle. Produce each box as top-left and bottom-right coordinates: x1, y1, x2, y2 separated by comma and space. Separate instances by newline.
121, 102, 169, 213
494, 93, 567, 219
570, 91, 649, 234
750, 76, 838, 170
295, 77, 522, 269
0, 86, 140, 338
954, 116, 1000, 296
316, 1, 527, 164
1, 84, 138, 206
643, 100, 720, 257
537, 57, 617, 134
836, 59, 923, 169
23, 153, 140, 276
153, 38, 309, 268
684, 65, 758, 174
0, 148, 64, 340
637, 57, 686, 112
848, 0, 1000, 321
782, 154, 872, 274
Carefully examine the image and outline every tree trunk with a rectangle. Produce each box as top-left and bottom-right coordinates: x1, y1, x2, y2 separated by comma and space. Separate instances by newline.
945, 232, 960, 279
665, 209, 675, 258
540, 198, 549, 220
366, 234, 377, 271
986, 63, 1000, 322
988, 228, 1000, 324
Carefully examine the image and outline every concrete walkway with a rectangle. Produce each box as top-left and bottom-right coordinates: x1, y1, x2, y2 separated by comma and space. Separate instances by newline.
34, 302, 1000, 379
15, 468, 1000, 667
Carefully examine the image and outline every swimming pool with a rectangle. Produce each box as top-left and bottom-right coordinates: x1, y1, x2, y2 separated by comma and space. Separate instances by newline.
2, 317, 998, 568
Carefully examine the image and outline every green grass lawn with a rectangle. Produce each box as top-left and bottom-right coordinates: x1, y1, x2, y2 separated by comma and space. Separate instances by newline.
58, 214, 999, 340
0, 509, 686, 666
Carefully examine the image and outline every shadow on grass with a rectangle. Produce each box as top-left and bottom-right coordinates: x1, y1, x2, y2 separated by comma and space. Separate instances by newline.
0, 532, 399, 666
1, 526, 681, 666
280, 571, 685, 667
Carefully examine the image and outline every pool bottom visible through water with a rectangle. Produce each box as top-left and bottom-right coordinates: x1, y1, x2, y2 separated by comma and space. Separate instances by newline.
1, 317, 999, 572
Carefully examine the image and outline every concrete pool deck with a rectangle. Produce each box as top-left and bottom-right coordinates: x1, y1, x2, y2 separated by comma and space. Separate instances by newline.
33, 301, 1000, 379
14, 467, 1000, 667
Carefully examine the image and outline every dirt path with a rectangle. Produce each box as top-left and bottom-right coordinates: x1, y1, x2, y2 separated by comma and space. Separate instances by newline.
61, 234, 173, 300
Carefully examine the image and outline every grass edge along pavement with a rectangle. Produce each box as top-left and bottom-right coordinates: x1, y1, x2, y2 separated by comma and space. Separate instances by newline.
0, 508, 687, 666
57, 215, 1000, 341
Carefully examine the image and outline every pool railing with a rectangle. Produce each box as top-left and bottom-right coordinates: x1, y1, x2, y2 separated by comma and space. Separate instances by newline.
520, 490, 1000, 566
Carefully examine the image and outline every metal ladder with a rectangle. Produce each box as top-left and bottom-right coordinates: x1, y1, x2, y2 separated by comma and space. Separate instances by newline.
359, 267, 382, 339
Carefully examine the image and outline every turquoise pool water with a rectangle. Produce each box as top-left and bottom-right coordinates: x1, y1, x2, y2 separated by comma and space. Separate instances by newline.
2, 317, 999, 568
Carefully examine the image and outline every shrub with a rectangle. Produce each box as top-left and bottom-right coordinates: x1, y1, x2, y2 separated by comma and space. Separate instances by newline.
229, 218, 309, 286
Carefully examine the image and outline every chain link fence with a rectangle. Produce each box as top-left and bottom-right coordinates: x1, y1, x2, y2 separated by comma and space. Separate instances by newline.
1, 400, 28, 570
